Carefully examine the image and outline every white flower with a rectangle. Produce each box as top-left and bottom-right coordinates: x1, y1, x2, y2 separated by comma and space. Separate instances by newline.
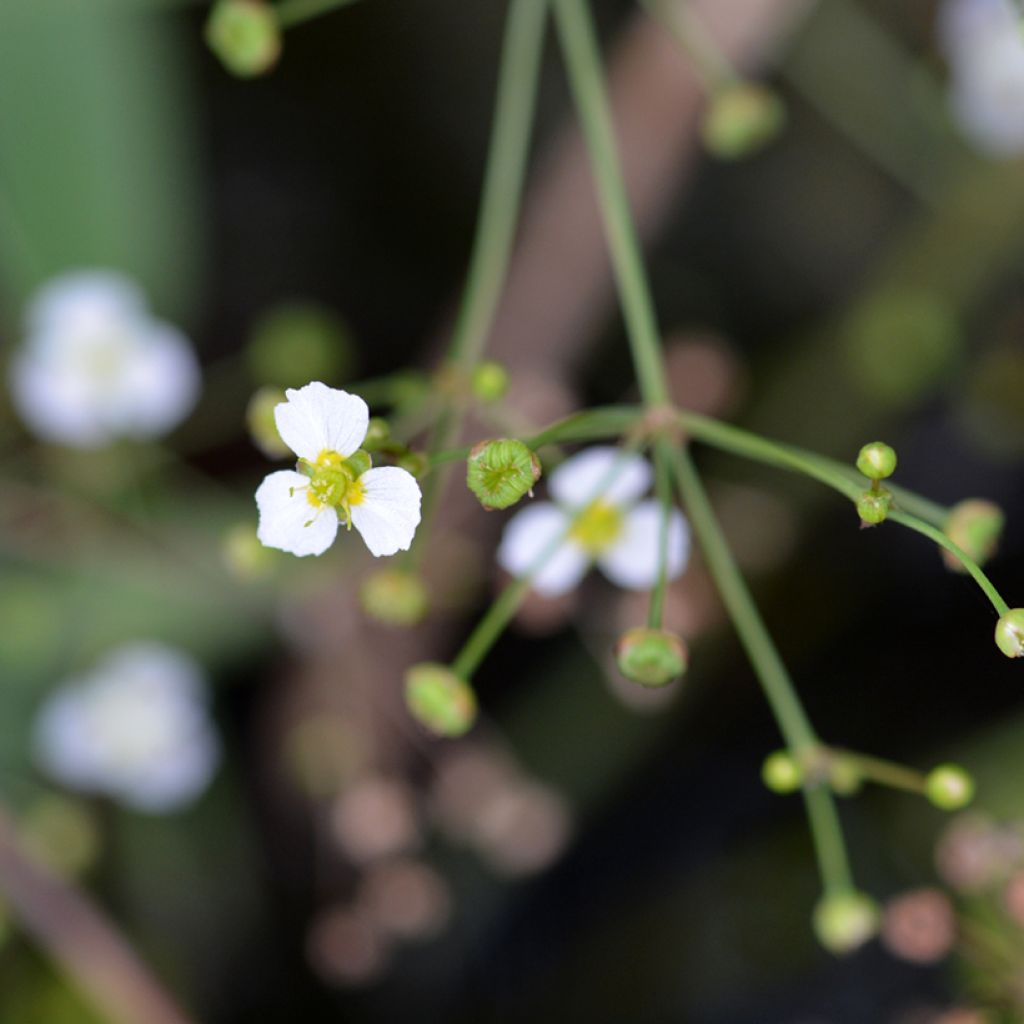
497, 446, 691, 597
8, 270, 201, 447
939, 0, 1024, 156
33, 642, 220, 813
255, 381, 422, 558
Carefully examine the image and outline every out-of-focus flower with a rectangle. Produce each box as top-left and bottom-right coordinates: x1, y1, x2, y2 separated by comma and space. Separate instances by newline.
255, 382, 421, 557
939, 0, 1024, 156
881, 888, 956, 964
330, 777, 420, 864
936, 814, 1022, 892
497, 447, 690, 597
358, 858, 451, 940
33, 643, 220, 812
9, 270, 200, 447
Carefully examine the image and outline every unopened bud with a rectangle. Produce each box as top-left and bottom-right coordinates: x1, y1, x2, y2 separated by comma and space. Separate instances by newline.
925, 764, 975, 810
827, 754, 863, 796
943, 499, 1004, 573
205, 0, 281, 78
761, 750, 802, 793
247, 386, 290, 459
466, 439, 541, 511
248, 302, 353, 387
856, 489, 891, 526
813, 891, 880, 955
856, 442, 897, 481
404, 663, 477, 737
362, 418, 390, 451
223, 521, 276, 580
471, 361, 509, 403
397, 451, 428, 478
995, 609, 1024, 659
360, 569, 428, 627
615, 628, 687, 687
701, 82, 785, 160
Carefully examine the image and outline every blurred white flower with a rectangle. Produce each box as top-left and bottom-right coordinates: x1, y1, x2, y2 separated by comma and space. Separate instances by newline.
34, 642, 220, 812
9, 270, 200, 447
939, 0, 1024, 156
255, 381, 422, 557
497, 446, 690, 597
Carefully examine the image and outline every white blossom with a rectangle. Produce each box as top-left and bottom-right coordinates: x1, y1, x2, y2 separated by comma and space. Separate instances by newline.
34, 642, 220, 813
255, 381, 422, 558
497, 446, 690, 597
8, 270, 201, 447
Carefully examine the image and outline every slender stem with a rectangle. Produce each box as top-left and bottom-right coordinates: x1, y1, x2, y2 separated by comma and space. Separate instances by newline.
803, 786, 855, 896
648, 438, 674, 629
834, 748, 926, 794
275, 0, 361, 29
553, 0, 669, 406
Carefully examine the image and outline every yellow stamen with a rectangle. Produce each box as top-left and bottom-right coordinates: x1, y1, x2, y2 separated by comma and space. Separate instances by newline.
570, 500, 623, 554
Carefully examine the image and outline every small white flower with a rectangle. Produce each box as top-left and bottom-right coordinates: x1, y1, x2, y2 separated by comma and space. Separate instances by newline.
255, 381, 422, 558
33, 642, 220, 813
497, 446, 691, 597
8, 270, 201, 447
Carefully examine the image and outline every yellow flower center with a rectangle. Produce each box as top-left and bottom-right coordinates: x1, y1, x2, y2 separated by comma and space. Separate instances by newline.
569, 499, 623, 554
303, 449, 369, 527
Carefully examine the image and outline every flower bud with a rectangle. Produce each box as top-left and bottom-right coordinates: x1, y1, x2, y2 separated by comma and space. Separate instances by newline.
827, 754, 863, 796
404, 664, 477, 738
397, 451, 428, 478
247, 302, 353, 387
362, 418, 390, 451
701, 82, 785, 160
813, 891, 880, 955
995, 609, 1024, 659
942, 499, 1004, 573
614, 628, 687, 687
471, 361, 509, 403
856, 442, 897, 481
246, 386, 290, 459
205, 0, 281, 78
925, 764, 975, 811
223, 521, 276, 580
761, 750, 802, 793
360, 570, 429, 627
856, 489, 891, 526
466, 439, 541, 511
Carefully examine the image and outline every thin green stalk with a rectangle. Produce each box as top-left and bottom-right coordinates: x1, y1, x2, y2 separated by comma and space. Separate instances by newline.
803, 786, 855, 896
834, 749, 925, 794
639, 0, 737, 91
553, 0, 669, 406
275, 0, 361, 29
648, 438, 674, 629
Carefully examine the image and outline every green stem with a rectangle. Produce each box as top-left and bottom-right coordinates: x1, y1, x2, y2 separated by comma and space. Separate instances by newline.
553, 0, 669, 406
803, 786, 855, 896
834, 749, 925, 794
648, 438, 674, 629
275, 0, 361, 29
639, 0, 737, 92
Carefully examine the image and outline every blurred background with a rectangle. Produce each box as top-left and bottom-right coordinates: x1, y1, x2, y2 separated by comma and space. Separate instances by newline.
1, 0, 1024, 1021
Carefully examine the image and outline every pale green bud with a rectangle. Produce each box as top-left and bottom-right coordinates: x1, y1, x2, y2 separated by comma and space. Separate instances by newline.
701, 82, 785, 160
471, 361, 510, 403
362, 418, 391, 451
223, 521, 276, 580
466, 439, 541, 511
246, 386, 290, 459
827, 754, 863, 796
404, 663, 477, 737
925, 764, 975, 810
856, 442, 897, 481
360, 569, 429, 627
813, 891, 880, 955
205, 0, 281, 78
856, 489, 891, 526
995, 609, 1024, 659
942, 499, 1004, 573
615, 628, 687, 687
247, 302, 354, 387
397, 451, 428, 478
761, 750, 802, 793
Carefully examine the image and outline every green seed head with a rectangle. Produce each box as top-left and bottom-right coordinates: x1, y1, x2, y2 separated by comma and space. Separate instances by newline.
615, 628, 687, 688
943, 499, 1004, 573
360, 569, 429, 627
404, 663, 477, 738
856, 488, 892, 526
701, 82, 785, 160
813, 891, 880, 955
925, 763, 975, 811
246, 386, 290, 459
466, 439, 542, 511
995, 609, 1024, 659
471, 361, 509, 403
205, 0, 281, 78
856, 442, 897, 481
761, 750, 802, 793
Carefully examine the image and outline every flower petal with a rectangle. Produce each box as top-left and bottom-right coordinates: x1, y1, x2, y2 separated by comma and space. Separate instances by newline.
27, 270, 146, 335
496, 502, 589, 597
350, 466, 422, 557
256, 470, 338, 556
597, 500, 691, 590
274, 381, 368, 461
119, 322, 201, 438
549, 446, 652, 509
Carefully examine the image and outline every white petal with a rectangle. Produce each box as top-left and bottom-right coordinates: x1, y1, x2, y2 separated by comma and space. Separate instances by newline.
496, 502, 590, 597
256, 470, 338, 557
274, 381, 368, 461
549, 447, 652, 509
118, 322, 201, 437
597, 500, 691, 590
27, 270, 146, 335
350, 466, 422, 557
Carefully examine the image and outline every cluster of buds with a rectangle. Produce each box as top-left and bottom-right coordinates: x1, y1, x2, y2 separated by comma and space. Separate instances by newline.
854, 441, 897, 526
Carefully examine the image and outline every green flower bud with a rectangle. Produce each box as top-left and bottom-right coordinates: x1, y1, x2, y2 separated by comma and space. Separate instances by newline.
856, 442, 897, 481
995, 609, 1024, 659
360, 569, 429, 627
615, 628, 687, 687
761, 750, 802, 793
856, 489, 891, 526
397, 451, 428, 478
925, 763, 975, 810
701, 82, 785, 160
362, 418, 391, 451
813, 891, 880, 955
246, 386, 290, 459
404, 663, 477, 738
205, 0, 281, 78
942, 499, 1004, 573
466, 439, 541, 511
223, 521, 276, 580
344, 449, 372, 478
471, 361, 509, 403
247, 303, 354, 387
827, 754, 863, 796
